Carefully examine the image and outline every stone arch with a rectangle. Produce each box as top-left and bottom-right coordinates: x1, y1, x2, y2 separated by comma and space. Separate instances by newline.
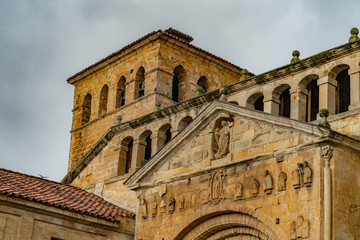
135, 66, 145, 99
172, 65, 187, 102
272, 84, 291, 118
299, 74, 320, 122
98, 85, 109, 117
118, 136, 133, 175
329, 64, 350, 114
116, 76, 126, 108
197, 76, 208, 94
81, 93, 92, 125
138, 130, 152, 161
173, 203, 286, 240
229, 101, 239, 105
158, 124, 172, 145
246, 92, 264, 111
178, 116, 193, 132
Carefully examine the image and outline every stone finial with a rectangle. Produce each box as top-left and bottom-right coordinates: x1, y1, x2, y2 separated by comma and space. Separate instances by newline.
319, 109, 331, 128
219, 88, 227, 101
240, 69, 249, 81
116, 115, 122, 125
290, 50, 300, 64
154, 101, 162, 111
349, 27, 359, 43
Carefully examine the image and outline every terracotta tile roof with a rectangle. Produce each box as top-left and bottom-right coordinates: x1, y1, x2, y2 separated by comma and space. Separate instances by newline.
0, 168, 135, 222
67, 28, 252, 82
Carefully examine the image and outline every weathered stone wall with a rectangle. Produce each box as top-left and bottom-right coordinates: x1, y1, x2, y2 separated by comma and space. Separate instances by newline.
0, 197, 134, 240
332, 147, 360, 239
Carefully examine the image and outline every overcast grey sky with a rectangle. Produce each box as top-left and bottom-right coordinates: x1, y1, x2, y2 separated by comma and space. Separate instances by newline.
0, 0, 358, 181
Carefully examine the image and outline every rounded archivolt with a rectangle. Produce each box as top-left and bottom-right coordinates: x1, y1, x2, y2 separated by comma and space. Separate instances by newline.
175, 211, 283, 240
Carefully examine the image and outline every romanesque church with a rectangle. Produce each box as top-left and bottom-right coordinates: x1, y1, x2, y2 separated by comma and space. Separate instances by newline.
1, 27, 360, 239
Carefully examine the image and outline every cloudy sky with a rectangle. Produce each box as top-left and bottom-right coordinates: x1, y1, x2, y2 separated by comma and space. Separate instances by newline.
0, 0, 358, 181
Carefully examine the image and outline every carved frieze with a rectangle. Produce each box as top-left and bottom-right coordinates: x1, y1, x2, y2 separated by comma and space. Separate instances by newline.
179, 196, 185, 211
168, 197, 175, 214
263, 170, 273, 194
208, 170, 226, 204
160, 199, 166, 214
290, 216, 310, 239
292, 161, 313, 189
278, 171, 287, 191
252, 178, 260, 197
303, 161, 312, 187
235, 183, 244, 200
151, 194, 157, 218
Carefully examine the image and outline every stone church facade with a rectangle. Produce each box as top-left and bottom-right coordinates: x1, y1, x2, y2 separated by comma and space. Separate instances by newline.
3, 27, 359, 239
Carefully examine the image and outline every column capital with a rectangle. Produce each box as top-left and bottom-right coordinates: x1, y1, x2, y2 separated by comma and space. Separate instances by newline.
317, 76, 337, 87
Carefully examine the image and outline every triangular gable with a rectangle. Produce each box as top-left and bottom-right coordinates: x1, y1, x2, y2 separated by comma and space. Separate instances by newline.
125, 100, 357, 188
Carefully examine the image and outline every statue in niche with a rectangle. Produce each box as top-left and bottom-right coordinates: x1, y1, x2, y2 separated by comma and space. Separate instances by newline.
252, 178, 260, 197
140, 198, 148, 219
236, 183, 244, 200
214, 121, 230, 159
292, 168, 302, 189
290, 221, 297, 240
296, 216, 304, 238
160, 199, 166, 214
151, 197, 157, 218
278, 171, 287, 191
179, 196, 185, 211
208, 170, 226, 204
303, 161, 312, 187
303, 219, 310, 238
263, 170, 273, 194
168, 197, 175, 214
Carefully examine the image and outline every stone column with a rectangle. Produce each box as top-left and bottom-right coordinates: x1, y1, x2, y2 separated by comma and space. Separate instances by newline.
131, 139, 147, 170
318, 75, 337, 116
263, 97, 279, 115
349, 67, 360, 110
290, 87, 307, 121
151, 133, 166, 155
321, 145, 333, 240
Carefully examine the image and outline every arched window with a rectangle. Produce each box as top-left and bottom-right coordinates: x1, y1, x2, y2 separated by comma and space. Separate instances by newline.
172, 65, 186, 102
306, 79, 319, 122
157, 124, 172, 151
246, 93, 264, 111
138, 130, 152, 163
119, 137, 133, 175
254, 96, 264, 111
116, 76, 126, 108
81, 94, 92, 125
197, 76, 208, 94
279, 87, 291, 118
98, 85, 109, 117
336, 69, 350, 114
136, 67, 145, 99
178, 116, 193, 132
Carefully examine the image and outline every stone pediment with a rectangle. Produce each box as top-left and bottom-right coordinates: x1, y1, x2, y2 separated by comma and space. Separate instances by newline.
124, 100, 354, 189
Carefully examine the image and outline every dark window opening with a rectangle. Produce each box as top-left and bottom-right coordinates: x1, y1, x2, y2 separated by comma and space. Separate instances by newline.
165, 128, 172, 144
336, 69, 350, 114
279, 88, 291, 118
172, 73, 179, 102
81, 94, 92, 125
116, 77, 126, 108
138, 81, 145, 98
125, 140, 133, 174
254, 96, 264, 111
98, 85, 109, 117
144, 134, 152, 160
197, 76, 208, 94
306, 79, 319, 122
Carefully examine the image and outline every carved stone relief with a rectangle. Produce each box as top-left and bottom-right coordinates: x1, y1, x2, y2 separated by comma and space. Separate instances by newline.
278, 171, 287, 191
303, 161, 312, 187
292, 162, 313, 189
290, 216, 310, 239
151, 194, 157, 218
235, 183, 244, 200
168, 197, 175, 214
214, 121, 231, 159
140, 198, 148, 219
252, 178, 260, 197
263, 170, 273, 194
160, 199, 166, 214
292, 167, 302, 189
179, 196, 185, 211
208, 170, 226, 204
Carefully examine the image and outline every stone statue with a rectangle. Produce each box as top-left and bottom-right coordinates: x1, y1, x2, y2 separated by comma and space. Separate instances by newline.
151, 195, 157, 217
140, 198, 148, 219
236, 183, 244, 200
290, 221, 297, 240
214, 121, 230, 158
263, 170, 273, 194
209, 170, 226, 204
292, 168, 301, 189
296, 216, 304, 238
168, 197, 175, 214
252, 178, 260, 197
160, 199, 166, 214
179, 196, 185, 211
278, 171, 287, 191
303, 161, 312, 187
